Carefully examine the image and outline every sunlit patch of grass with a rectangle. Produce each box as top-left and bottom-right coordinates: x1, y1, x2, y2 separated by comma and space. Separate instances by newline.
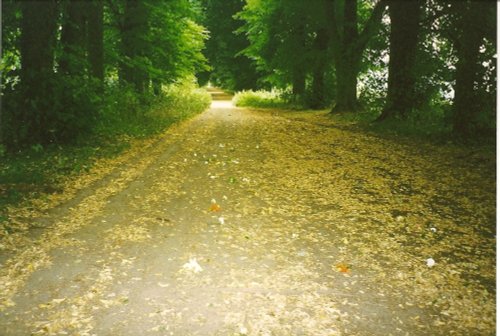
233, 90, 302, 109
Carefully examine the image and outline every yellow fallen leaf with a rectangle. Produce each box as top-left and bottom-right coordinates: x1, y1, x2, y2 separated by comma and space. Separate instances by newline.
336, 263, 350, 273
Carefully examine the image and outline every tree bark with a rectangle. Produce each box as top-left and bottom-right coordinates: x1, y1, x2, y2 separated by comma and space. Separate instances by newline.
120, 0, 149, 93
377, 0, 421, 121
60, 1, 87, 76
87, 0, 104, 83
334, 54, 361, 112
291, 22, 306, 99
292, 71, 306, 98
452, 1, 485, 137
327, 0, 388, 113
311, 28, 329, 109
452, 1, 495, 138
19, 0, 58, 144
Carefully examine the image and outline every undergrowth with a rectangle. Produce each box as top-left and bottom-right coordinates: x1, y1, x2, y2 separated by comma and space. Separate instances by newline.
0, 83, 211, 218
233, 90, 303, 109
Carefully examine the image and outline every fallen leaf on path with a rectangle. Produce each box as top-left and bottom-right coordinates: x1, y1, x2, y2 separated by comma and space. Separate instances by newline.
210, 203, 221, 212
336, 263, 350, 273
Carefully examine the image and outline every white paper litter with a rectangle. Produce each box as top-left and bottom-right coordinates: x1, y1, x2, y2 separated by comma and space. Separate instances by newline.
183, 258, 203, 273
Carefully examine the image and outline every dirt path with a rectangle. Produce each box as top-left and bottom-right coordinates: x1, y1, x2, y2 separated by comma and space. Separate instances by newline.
0, 93, 495, 335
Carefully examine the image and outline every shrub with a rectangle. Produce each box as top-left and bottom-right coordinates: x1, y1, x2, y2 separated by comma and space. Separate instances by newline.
96, 81, 210, 138
233, 89, 300, 109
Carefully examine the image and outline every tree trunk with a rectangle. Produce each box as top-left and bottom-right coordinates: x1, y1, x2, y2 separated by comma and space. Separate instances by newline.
60, 1, 87, 76
152, 79, 162, 96
292, 70, 306, 98
19, 0, 58, 144
121, 0, 149, 93
291, 22, 306, 100
451, 1, 486, 137
310, 28, 329, 109
334, 54, 360, 112
328, 0, 388, 113
332, 0, 358, 113
87, 0, 104, 83
378, 0, 421, 121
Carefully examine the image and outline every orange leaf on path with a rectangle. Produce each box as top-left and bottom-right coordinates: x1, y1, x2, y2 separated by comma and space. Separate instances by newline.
209, 203, 221, 212
336, 263, 350, 273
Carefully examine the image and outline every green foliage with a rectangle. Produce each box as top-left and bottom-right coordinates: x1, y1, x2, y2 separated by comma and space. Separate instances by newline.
238, 0, 326, 90
200, 0, 261, 91
233, 90, 302, 109
147, 83, 211, 121
96, 80, 210, 138
1, 0, 209, 150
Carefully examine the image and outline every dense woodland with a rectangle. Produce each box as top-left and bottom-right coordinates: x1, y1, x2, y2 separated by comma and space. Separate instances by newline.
0, 0, 497, 152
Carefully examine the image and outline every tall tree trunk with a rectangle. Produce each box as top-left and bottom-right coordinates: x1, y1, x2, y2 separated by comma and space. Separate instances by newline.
60, 1, 87, 76
121, 0, 149, 93
333, 0, 359, 113
334, 54, 360, 112
327, 0, 388, 113
19, 0, 58, 144
311, 28, 329, 109
291, 22, 306, 99
378, 0, 421, 121
452, 1, 489, 137
87, 0, 104, 83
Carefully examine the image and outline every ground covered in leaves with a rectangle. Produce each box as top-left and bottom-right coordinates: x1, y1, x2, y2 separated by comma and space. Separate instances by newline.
0, 95, 495, 335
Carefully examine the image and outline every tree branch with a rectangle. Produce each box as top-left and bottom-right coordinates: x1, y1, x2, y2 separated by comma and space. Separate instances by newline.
353, 0, 388, 55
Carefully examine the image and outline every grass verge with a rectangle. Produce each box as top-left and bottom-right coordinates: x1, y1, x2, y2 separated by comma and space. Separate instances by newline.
0, 84, 211, 221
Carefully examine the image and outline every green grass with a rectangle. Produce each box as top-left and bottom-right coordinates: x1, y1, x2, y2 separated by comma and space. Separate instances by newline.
0, 83, 211, 218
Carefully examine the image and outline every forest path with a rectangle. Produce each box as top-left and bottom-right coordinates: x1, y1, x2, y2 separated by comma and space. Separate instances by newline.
0, 92, 495, 335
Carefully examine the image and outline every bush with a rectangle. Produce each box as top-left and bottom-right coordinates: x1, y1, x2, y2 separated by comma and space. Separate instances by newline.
96, 81, 211, 138
1, 73, 101, 148
233, 89, 301, 109
148, 83, 211, 122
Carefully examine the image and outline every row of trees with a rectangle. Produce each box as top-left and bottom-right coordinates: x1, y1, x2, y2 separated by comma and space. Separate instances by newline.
2, 0, 495, 144
205, 0, 495, 137
1, 0, 208, 148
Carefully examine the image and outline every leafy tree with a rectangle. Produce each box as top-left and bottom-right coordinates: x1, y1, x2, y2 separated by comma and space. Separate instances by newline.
109, 0, 208, 94
201, 0, 260, 91
238, 0, 329, 103
1, 0, 208, 149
